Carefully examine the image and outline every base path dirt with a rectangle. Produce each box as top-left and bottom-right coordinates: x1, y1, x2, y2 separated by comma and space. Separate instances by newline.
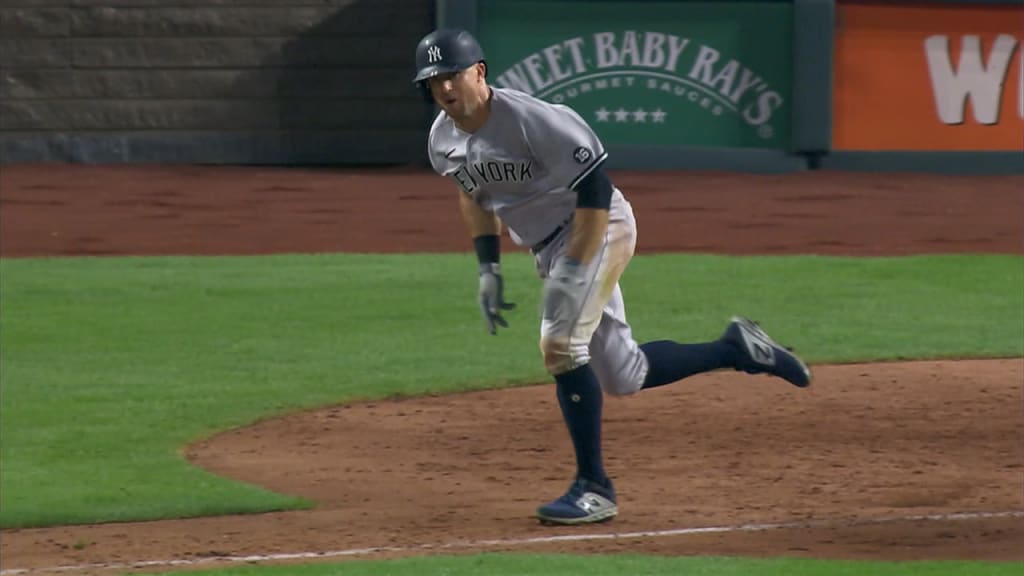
0, 166, 1021, 575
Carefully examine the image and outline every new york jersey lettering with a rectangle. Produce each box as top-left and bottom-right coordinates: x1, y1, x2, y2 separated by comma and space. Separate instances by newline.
471, 161, 534, 184
452, 166, 479, 193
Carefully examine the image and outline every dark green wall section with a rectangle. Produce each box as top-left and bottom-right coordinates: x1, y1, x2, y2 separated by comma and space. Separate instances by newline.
791, 0, 834, 158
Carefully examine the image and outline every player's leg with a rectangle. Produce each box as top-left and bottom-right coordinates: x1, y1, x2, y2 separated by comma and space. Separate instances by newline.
582, 196, 745, 395
589, 292, 812, 395
586, 199, 810, 394
636, 318, 811, 390
588, 283, 742, 395
535, 201, 635, 525
535, 252, 617, 525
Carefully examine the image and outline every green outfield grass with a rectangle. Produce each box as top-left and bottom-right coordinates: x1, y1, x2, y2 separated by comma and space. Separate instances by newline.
1, 252, 1022, 576
152, 553, 1024, 576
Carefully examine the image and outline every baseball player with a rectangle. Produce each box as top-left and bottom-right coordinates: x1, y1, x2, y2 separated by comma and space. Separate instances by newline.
414, 29, 812, 525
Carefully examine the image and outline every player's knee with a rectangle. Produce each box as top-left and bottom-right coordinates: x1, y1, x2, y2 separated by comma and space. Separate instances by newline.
602, 376, 643, 397
539, 336, 587, 375
593, 354, 647, 397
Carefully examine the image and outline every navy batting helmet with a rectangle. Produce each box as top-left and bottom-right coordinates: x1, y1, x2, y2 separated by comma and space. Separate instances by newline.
413, 28, 485, 83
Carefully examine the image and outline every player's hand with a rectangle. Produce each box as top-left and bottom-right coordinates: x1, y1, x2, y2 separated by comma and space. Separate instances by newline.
478, 263, 516, 334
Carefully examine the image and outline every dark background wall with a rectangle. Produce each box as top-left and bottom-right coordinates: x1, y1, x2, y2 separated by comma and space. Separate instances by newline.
0, 0, 436, 164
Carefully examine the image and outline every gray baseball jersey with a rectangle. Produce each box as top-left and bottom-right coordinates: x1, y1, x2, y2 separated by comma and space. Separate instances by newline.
428, 87, 610, 248
430, 87, 648, 393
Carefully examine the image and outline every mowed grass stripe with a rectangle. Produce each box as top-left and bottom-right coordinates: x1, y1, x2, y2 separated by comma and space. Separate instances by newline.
0, 253, 1021, 528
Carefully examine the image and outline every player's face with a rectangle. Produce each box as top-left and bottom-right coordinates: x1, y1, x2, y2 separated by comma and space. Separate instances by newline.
428, 63, 487, 122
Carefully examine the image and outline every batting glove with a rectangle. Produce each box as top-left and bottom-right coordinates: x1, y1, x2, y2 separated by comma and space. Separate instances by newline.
479, 262, 516, 334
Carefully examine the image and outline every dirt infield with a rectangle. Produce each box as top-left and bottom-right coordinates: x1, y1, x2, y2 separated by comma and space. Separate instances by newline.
0, 165, 1022, 575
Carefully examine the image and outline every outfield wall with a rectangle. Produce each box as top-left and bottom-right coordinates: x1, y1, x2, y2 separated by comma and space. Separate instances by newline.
824, 0, 1022, 173
0, 0, 435, 164
1, 0, 1020, 172
444, 0, 1021, 173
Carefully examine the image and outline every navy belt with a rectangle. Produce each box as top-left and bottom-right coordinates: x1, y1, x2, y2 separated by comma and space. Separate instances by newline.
531, 217, 572, 254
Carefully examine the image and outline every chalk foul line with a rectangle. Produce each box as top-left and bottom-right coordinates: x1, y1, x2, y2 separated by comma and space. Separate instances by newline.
2, 510, 1022, 575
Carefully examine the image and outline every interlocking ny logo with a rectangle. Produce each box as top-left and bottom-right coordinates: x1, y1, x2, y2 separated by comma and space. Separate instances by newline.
427, 45, 442, 63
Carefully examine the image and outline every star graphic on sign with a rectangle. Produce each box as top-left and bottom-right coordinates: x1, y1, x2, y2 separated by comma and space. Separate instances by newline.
632, 108, 649, 122
651, 108, 667, 123
613, 108, 630, 122
595, 107, 611, 122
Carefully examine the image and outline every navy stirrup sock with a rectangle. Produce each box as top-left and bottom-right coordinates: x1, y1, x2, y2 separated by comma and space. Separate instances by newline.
640, 340, 738, 389
554, 363, 607, 485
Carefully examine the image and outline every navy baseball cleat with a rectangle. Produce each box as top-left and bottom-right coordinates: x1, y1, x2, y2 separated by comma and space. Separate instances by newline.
723, 316, 812, 388
537, 477, 618, 525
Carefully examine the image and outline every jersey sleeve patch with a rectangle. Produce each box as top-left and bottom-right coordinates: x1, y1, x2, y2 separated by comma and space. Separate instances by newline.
569, 150, 608, 191
573, 146, 593, 164
510, 91, 607, 192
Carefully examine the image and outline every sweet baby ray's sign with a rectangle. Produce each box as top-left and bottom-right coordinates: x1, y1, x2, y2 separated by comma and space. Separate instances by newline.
834, 2, 1023, 151
478, 1, 793, 149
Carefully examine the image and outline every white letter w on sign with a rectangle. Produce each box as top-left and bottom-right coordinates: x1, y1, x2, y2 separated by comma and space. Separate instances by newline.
924, 34, 1019, 125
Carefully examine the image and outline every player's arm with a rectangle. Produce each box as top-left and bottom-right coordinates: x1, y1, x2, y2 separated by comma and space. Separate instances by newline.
565, 166, 612, 265
458, 191, 515, 334
458, 189, 500, 241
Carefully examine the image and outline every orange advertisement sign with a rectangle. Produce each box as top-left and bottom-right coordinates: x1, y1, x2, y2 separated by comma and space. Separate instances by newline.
834, 2, 1023, 151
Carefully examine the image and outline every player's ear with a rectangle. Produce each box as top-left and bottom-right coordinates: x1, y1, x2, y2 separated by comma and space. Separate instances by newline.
477, 61, 488, 81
